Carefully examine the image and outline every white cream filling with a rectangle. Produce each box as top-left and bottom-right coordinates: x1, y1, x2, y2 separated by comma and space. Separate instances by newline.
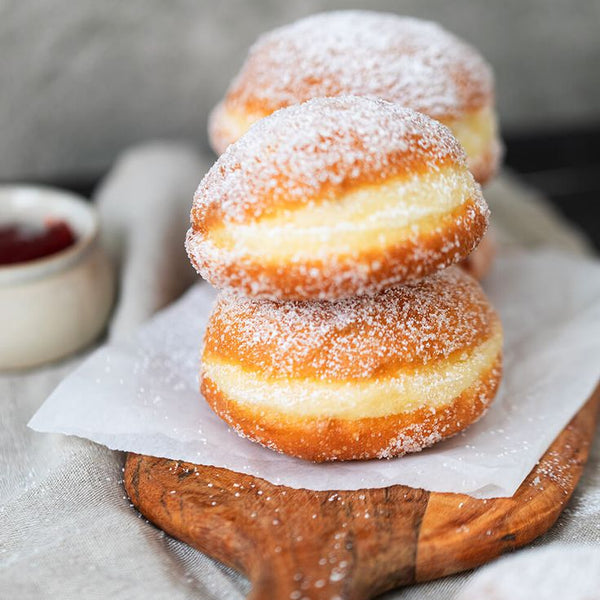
203, 329, 502, 420
443, 106, 499, 167
208, 168, 477, 261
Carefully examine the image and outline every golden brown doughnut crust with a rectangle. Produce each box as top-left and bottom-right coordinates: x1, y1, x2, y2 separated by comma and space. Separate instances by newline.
201, 357, 502, 462
200, 267, 503, 461
187, 199, 488, 301
188, 96, 490, 300
208, 11, 502, 184
204, 267, 499, 380
209, 11, 494, 146
199, 100, 466, 227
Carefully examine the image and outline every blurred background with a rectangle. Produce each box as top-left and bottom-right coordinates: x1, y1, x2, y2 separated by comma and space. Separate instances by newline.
2, 0, 599, 244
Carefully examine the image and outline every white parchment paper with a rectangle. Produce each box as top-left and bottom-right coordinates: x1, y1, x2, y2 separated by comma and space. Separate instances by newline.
29, 248, 600, 498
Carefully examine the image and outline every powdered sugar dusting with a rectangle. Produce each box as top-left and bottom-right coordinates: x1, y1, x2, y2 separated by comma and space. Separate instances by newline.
202, 349, 501, 462
205, 266, 499, 380
194, 96, 468, 225
224, 11, 493, 120
186, 194, 488, 300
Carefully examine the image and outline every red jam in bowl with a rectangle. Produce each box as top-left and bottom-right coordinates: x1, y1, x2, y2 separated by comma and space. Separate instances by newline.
0, 219, 76, 265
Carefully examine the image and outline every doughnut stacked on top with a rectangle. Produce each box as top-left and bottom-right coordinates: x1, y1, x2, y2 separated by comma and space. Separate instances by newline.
209, 10, 502, 279
189, 98, 488, 300
187, 95, 503, 462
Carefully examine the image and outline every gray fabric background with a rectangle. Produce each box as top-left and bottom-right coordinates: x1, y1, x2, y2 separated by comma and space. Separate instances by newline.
1, 0, 600, 180
0, 144, 597, 599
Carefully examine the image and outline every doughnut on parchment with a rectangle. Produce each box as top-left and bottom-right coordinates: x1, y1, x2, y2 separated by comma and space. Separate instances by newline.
201, 267, 503, 461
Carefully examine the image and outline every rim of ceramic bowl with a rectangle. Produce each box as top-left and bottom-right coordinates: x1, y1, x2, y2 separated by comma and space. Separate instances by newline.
0, 184, 99, 286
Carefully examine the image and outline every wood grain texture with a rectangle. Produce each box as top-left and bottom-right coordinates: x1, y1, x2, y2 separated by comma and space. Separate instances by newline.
124, 387, 599, 600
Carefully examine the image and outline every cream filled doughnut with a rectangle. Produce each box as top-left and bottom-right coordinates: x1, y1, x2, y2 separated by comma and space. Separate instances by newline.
201, 267, 503, 462
209, 11, 502, 183
188, 96, 490, 301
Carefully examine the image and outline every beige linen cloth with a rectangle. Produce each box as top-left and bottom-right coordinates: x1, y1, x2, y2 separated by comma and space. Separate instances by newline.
1, 143, 597, 599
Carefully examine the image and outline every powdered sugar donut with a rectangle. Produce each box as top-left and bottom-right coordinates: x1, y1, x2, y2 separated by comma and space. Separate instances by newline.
201, 267, 503, 462
188, 96, 490, 301
209, 11, 502, 183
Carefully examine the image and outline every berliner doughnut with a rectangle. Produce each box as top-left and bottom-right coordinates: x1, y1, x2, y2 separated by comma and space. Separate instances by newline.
187, 96, 490, 301
209, 11, 502, 183
201, 267, 503, 462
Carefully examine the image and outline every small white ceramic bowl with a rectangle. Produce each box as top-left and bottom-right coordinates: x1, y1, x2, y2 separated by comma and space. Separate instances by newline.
0, 185, 115, 370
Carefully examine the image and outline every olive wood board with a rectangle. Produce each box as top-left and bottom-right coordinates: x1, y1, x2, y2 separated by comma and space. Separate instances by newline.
124, 385, 599, 600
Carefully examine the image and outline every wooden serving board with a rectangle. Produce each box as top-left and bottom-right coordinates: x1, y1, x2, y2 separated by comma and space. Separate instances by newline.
124, 387, 599, 600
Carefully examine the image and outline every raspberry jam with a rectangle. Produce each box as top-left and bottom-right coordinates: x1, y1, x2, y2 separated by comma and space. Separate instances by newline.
0, 220, 76, 265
